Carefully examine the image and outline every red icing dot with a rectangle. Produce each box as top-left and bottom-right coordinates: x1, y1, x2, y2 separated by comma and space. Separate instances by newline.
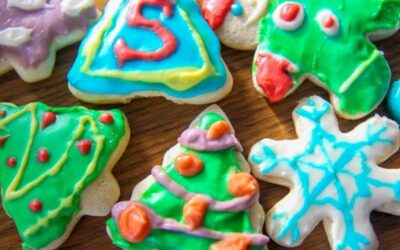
77, 140, 92, 155
323, 15, 336, 28
280, 3, 300, 22
6, 157, 16, 167
0, 136, 9, 148
0, 110, 6, 118
29, 200, 43, 212
37, 148, 50, 163
99, 113, 114, 124
42, 111, 56, 129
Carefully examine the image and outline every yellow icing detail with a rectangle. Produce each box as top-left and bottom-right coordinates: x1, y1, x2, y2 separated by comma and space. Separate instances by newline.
339, 50, 381, 94
80, 4, 217, 91
0, 104, 105, 237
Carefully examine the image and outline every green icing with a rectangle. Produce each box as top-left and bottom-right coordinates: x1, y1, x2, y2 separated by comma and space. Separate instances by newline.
0, 103, 128, 249
197, 112, 225, 129
257, 0, 400, 117
107, 112, 262, 250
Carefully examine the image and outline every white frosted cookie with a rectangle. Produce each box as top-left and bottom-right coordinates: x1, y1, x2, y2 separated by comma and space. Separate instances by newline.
0, 102, 130, 249
200, 0, 268, 50
106, 105, 269, 250
249, 96, 400, 249
0, 0, 98, 82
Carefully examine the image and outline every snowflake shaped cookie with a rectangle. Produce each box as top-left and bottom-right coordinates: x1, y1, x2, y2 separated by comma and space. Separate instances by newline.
249, 96, 400, 249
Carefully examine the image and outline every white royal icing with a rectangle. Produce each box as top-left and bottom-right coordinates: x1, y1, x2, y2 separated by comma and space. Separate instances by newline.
316, 9, 340, 36
250, 96, 400, 249
245, 0, 269, 25
0, 27, 33, 48
7, 0, 48, 10
272, 2, 304, 31
61, 0, 93, 17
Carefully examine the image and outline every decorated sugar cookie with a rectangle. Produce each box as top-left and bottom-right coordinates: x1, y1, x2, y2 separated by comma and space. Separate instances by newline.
107, 106, 269, 249
68, 0, 232, 105
0, 103, 130, 249
249, 96, 400, 249
253, 0, 400, 119
200, 0, 268, 50
0, 0, 97, 82
388, 80, 400, 123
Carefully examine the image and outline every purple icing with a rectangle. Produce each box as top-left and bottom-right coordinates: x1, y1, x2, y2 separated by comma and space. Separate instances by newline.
151, 165, 259, 212
111, 201, 270, 246
178, 128, 243, 152
0, 0, 97, 68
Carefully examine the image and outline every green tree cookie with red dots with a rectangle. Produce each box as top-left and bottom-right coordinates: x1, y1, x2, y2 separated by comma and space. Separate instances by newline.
0, 103, 130, 249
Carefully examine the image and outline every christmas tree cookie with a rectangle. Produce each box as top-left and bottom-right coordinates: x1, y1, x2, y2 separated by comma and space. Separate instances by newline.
68, 0, 232, 105
0, 102, 130, 249
249, 96, 400, 249
200, 0, 268, 50
0, 0, 98, 82
253, 0, 400, 119
107, 106, 269, 249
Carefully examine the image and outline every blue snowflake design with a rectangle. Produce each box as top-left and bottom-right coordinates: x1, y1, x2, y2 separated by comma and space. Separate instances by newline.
250, 96, 400, 250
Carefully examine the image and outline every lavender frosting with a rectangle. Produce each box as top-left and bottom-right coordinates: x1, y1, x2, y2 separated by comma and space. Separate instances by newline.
0, 0, 97, 68
111, 201, 269, 246
178, 128, 243, 152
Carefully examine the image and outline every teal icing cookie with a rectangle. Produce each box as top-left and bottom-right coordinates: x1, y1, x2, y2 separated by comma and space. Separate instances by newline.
68, 0, 232, 105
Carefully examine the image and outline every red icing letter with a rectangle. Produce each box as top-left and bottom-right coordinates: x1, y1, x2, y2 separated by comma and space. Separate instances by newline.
201, 0, 234, 30
114, 0, 178, 66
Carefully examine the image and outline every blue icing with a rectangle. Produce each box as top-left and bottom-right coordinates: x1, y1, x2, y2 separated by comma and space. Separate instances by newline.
388, 80, 400, 123
92, 4, 203, 71
68, 0, 227, 99
250, 98, 399, 250
231, 2, 244, 16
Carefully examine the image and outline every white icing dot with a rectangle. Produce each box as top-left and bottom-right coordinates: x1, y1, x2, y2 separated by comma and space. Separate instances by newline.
273, 2, 305, 31
0, 27, 33, 48
61, 0, 94, 17
316, 9, 340, 36
7, 0, 48, 10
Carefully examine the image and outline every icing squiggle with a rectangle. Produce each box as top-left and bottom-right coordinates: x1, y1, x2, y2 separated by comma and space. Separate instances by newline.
112, 201, 269, 246
178, 128, 243, 152
152, 165, 258, 211
0, 27, 33, 48
114, 0, 178, 65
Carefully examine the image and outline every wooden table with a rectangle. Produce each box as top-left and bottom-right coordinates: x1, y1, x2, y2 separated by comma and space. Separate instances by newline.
1, 1, 399, 249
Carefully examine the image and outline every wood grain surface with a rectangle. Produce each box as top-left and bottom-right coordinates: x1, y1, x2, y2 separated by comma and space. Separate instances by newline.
1, 1, 400, 249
